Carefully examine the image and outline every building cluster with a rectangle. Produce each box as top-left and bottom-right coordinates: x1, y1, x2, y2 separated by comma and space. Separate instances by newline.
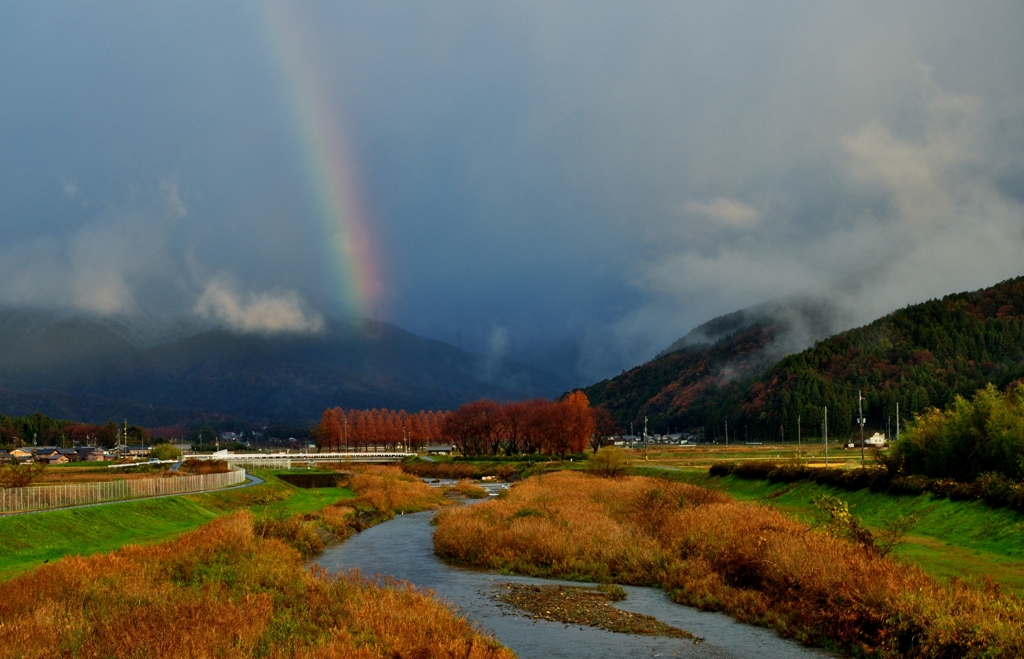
0, 444, 153, 465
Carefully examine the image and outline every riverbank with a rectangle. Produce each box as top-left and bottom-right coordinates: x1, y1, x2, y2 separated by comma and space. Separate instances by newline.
0, 464, 450, 577
318, 506, 833, 658
0, 510, 513, 659
0, 469, 357, 577
0, 466, 513, 658
635, 466, 1024, 591
434, 471, 1024, 657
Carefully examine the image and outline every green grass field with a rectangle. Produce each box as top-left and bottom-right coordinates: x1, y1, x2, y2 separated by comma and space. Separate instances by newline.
636, 466, 1024, 592
0, 470, 354, 579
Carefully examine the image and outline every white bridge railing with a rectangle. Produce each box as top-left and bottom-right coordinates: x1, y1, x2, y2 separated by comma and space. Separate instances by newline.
0, 468, 247, 515
195, 451, 413, 469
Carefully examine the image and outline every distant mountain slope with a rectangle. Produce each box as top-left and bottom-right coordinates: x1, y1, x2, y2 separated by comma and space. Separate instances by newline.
584, 297, 836, 432
586, 277, 1024, 439
0, 311, 571, 424
740, 276, 1024, 439
0, 388, 239, 428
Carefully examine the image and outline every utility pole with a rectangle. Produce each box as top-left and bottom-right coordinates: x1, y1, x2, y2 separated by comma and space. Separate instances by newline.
896, 402, 900, 442
725, 420, 728, 447
858, 390, 866, 467
797, 415, 801, 460
644, 416, 648, 460
824, 406, 829, 468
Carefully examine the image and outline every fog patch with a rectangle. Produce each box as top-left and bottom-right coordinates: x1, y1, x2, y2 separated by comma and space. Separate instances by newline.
194, 278, 325, 335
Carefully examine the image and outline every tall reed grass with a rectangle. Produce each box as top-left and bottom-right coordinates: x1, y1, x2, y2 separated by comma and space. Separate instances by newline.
433, 471, 1024, 657
0, 511, 513, 658
349, 465, 447, 514
252, 466, 447, 558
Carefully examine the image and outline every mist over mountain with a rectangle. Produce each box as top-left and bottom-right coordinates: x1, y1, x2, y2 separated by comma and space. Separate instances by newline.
0, 309, 570, 425
586, 276, 1024, 439
584, 295, 840, 433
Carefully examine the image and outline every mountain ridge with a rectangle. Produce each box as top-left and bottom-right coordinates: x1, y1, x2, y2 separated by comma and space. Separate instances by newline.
0, 310, 571, 424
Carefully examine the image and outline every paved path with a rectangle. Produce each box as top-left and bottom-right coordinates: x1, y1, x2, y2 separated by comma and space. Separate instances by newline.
1, 472, 265, 517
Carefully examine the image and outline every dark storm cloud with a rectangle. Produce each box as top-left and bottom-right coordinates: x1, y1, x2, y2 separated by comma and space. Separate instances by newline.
1, 1, 1023, 381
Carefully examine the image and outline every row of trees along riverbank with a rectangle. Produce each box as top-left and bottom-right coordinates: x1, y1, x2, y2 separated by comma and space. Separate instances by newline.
314, 392, 620, 458
314, 408, 450, 451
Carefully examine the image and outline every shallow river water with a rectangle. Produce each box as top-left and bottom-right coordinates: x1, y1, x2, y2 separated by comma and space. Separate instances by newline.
315, 507, 838, 659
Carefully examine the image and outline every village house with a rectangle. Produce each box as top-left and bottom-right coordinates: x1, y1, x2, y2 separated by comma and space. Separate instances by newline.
125, 445, 151, 458
9, 447, 34, 461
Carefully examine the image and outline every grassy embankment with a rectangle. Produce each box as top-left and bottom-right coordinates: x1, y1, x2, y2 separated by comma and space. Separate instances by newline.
635, 465, 1024, 592
0, 509, 511, 659
434, 471, 1024, 657
0, 466, 437, 578
0, 466, 503, 657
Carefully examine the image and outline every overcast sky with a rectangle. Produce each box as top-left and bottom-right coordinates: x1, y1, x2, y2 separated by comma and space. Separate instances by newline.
2, 1, 1024, 382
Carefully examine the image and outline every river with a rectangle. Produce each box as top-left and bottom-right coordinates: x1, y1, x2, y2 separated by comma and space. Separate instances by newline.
315, 504, 838, 659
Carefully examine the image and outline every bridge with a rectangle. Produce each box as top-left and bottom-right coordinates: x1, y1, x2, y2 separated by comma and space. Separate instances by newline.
192, 450, 415, 469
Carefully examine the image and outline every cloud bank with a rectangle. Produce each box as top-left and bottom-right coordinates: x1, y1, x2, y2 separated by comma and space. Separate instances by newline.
195, 278, 324, 335
2, 1, 1024, 382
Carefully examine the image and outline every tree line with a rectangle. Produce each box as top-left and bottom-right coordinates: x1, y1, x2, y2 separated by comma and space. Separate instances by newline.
313, 392, 620, 458
439, 392, 619, 458
1, 413, 150, 448
894, 382, 1024, 482
314, 408, 450, 451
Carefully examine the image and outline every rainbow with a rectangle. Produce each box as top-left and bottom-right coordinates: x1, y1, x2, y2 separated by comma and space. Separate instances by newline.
262, 2, 383, 318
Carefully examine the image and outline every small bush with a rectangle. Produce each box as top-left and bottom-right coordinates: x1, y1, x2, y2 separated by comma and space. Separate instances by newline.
179, 459, 230, 475
150, 443, 183, 461
586, 447, 628, 478
599, 583, 627, 601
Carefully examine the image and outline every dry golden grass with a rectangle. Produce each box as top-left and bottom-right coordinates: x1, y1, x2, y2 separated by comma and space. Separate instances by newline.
0, 511, 513, 659
434, 471, 1024, 657
349, 465, 448, 514
444, 479, 489, 499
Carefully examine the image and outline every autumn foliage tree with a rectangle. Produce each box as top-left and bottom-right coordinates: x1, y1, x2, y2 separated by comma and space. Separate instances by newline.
439, 392, 602, 458
312, 408, 449, 451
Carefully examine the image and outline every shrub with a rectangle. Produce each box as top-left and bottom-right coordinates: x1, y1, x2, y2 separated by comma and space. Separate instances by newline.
150, 443, 183, 461
0, 461, 45, 488
586, 446, 628, 478
179, 459, 230, 474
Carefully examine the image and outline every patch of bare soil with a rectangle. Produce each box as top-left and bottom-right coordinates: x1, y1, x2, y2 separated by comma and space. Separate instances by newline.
494, 584, 700, 642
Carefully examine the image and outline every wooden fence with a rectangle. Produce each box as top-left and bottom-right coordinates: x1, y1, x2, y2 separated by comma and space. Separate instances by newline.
0, 468, 247, 515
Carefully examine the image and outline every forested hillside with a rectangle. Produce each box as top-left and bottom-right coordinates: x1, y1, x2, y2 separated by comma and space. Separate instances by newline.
587, 277, 1024, 440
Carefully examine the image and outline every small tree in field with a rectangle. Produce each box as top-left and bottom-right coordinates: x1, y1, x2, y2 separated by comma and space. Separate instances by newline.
589, 407, 621, 454
0, 461, 46, 488
150, 443, 182, 461
586, 446, 628, 478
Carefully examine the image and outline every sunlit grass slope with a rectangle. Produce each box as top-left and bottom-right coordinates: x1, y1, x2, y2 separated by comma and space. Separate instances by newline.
637, 466, 1024, 591
0, 511, 513, 659
0, 470, 354, 578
